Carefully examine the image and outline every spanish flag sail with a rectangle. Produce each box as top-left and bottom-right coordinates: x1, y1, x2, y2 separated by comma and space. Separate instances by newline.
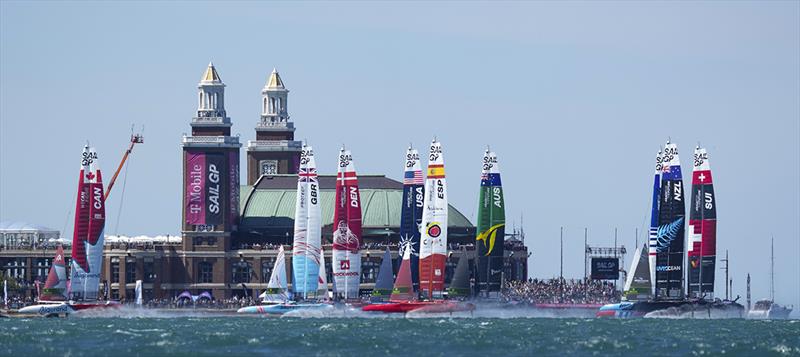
332, 148, 363, 300
419, 139, 447, 299
475, 149, 505, 295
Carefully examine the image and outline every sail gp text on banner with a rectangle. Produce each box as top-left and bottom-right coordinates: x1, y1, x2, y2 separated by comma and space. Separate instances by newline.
591, 258, 620, 280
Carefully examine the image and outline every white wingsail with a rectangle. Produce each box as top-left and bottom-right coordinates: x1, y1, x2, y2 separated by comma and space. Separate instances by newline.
419, 139, 448, 299
292, 145, 322, 299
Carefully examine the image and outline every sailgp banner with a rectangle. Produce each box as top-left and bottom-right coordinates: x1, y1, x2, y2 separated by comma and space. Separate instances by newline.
186, 153, 206, 225
591, 258, 620, 280
228, 151, 240, 226
205, 153, 226, 226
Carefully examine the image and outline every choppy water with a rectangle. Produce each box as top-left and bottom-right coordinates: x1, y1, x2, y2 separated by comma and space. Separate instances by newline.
1, 308, 798, 356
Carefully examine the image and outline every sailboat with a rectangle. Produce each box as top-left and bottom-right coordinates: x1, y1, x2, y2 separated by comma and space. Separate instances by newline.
237, 245, 291, 313
399, 146, 424, 292
21, 146, 119, 316
688, 146, 716, 299
40, 245, 68, 301
291, 145, 322, 300
419, 139, 448, 300
747, 237, 793, 319
370, 248, 394, 302
475, 149, 505, 297
447, 249, 471, 299
332, 148, 363, 301
623, 243, 652, 301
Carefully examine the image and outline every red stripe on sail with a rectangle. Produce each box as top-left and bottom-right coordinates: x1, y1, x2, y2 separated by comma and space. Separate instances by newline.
419, 254, 446, 293
72, 169, 91, 271
87, 171, 105, 246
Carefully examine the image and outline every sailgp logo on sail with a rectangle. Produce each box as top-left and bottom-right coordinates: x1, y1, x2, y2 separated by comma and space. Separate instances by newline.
656, 217, 684, 253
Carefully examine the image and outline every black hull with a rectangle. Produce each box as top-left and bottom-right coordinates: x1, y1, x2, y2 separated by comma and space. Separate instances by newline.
634, 299, 745, 318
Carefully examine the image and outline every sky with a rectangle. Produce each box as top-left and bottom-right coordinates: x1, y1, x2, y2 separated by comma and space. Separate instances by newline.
1, 1, 798, 307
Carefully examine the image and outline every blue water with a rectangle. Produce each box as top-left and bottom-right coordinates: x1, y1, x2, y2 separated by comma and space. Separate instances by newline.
1, 311, 798, 356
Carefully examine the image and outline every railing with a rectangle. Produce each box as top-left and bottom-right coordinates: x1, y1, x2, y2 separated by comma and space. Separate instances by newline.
256, 120, 294, 129
247, 140, 302, 149
182, 136, 240, 145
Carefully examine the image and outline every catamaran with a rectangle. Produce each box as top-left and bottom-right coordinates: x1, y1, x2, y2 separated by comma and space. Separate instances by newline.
419, 139, 448, 300
237, 245, 290, 313
475, 149, 505, 298
21, 146, 119, 316
291, 145, 322, 300
332, 147, 363, 302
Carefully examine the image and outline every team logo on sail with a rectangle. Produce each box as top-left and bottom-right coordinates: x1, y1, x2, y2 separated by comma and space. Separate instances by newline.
427, 223, 442, 238
476, 223, 505, 256
656, 217, 684, 253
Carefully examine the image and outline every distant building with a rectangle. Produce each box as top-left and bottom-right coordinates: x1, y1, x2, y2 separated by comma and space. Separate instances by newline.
0, 63, 528, 301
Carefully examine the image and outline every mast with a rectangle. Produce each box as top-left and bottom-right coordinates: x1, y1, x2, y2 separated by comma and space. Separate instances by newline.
419, 139, 448, 299
770, 236, 774, 302
649, 149, 662, 299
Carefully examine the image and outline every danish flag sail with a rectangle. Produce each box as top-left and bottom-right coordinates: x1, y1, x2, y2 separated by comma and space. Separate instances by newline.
41, 245, 67, 301
70, 145, 106, 301
332, 148, 362, 300
688, 146, 716, 298
476, 149, 505, 295
419, 139, 448, 299
655, 141, 685, 300
292, 145, 322, 299
648, 149, 662, 297
399, 147, 424, 292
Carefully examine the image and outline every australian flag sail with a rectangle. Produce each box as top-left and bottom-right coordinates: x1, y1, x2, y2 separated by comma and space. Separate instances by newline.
70, 145, 106, 301
655, 141, 685, 300
688, 146, 717, 298
475, 149, 505, 295
399, 147, 424, 292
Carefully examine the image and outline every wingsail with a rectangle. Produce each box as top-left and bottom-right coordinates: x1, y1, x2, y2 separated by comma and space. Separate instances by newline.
332, 148, 363, 300
475, 149, 505, 295
292, 145, 322, 298
687, 146, 717, 298
655, 141, 685, 300
399, 147, 424, 292
419, 139, 448, 299
70, 146, 106, 301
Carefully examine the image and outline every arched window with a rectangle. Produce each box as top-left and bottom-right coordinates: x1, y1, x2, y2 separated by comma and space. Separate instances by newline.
261, 259, 274, 283
232, 260, 252, 283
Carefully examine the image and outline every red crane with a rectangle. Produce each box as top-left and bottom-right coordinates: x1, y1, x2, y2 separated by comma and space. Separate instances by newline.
104, 133, 144, 201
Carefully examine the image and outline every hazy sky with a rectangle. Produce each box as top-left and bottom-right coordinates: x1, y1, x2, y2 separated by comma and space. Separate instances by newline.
1, 1, 798, 306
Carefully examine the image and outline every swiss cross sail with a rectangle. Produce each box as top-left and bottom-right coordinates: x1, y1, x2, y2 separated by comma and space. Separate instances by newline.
419, 140, 448, 299
475, 150, 505, 295
648, 150, 662, 297
332, 148, 363, 300
688, 147, 717, 298
70, 146, 106, 301
399, 147, 424, 292
41, 245, 67, 301
655, 142, 685, 300
292, 145, 322, 298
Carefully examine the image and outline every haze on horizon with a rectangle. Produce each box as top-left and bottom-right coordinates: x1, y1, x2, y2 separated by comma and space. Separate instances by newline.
1, 2, 798, 307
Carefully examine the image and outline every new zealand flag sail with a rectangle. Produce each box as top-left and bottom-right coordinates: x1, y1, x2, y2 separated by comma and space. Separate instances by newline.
655, 142, 686, 300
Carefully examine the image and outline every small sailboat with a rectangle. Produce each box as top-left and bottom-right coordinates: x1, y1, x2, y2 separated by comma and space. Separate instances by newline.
332, 147, 363, 301
623, 243, 652, 301
747, 237, 793, 319
237, 245, 291, 313
370, 248, 394, 302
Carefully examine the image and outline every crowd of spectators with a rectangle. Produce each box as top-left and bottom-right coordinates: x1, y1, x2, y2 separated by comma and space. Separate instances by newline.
502, 278, 621, 305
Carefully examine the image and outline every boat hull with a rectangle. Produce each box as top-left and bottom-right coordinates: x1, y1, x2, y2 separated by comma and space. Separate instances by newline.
362, 301, 475, 314
261, 303, 333, 314
597, 300, 744, 318
17, 301, 119, 316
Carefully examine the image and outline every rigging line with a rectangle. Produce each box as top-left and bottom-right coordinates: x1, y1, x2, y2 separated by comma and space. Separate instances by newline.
114, 158, 131, 235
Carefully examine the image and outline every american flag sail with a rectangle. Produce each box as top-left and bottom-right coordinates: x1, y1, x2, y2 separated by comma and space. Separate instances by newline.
399, 147, 424, 292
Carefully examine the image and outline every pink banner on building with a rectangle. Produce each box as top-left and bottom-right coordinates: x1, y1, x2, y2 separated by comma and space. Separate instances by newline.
228, 151, 240, 227
185, 153, 206, 225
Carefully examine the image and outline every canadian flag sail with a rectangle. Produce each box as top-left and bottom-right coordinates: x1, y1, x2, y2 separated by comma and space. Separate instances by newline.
70, 145, 106, 301
419, 139, 448, 299
332, 148, 362, 300
292, 145, 322, 298
688, 146, 717, 298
